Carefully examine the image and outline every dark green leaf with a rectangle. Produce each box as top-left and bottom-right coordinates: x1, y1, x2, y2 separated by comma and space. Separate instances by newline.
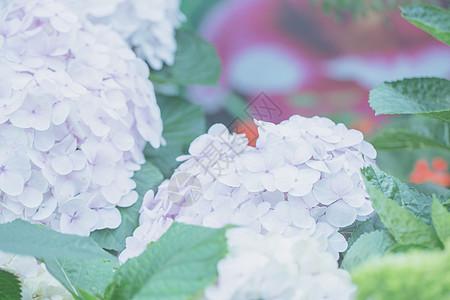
369, 77, 450, 121
401, 4, 450, 45
0, 269, 21, 300
0, 220, 111, 260
366, 180, 442, 248
45, 257, 119, 299
346, 215, 386, 249
362, 166, 435, 225
149, 30, 221, 86
341, 230, 396, 271
431, 195, 450, 244
91, 162, 164, 252
145, 95, 206, 178
409, 183, 450, 198
105, 223, 228, 300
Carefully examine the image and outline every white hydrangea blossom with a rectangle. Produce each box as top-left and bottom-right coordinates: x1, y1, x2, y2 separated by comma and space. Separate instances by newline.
0, 0, 163, 236
67, 0, 185, 70
0, 251, 73, 300
201, 228, 356, 300
120, 116, 376, 263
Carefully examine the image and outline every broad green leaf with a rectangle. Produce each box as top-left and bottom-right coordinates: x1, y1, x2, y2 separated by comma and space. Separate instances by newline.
401, 4, 450, 45
0, 269, 21, 300
369, 77, 450, 121
0, 220, 111, 260
352, 247, 450, 300
362, 166, 435, 225
341, 230, 396, 271
45, 257, 119, 299
91, 162, 164, 252
105, 223, 228, 300
145, 95, 206, 178
409, 182, 450, 198
371, 117, 450, 151
346, 215, 386, 249
366, 181, 442, 248
149, 30, 221, 86
431, 196, 450, 244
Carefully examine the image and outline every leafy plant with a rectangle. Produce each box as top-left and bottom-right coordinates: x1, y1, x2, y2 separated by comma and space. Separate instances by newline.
104, 223, 228, 300
0, 269, 22, 300
149, 30, 221, 86
342, 5, 450, 299
144, 95, 206, 178
342, 169, 447, 270
401, 4, 450, 45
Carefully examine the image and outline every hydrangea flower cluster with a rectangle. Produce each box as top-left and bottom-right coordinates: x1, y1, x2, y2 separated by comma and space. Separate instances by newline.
120, 115, 376, 262
202, 228, 356, 300
67, 0, 185, 70
0, 251, 73, 300
0, 0, 163, 235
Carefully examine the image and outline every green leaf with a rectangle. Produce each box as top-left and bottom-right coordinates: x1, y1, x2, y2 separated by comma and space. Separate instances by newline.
0, 220, 111, 260
362, 166, 435, 225
145, 95, 206, 178
346, 215, 386, 249
369, 77, 450, 121
105, 223, 228, 300
45, 257, 119, 300
371, 116, 450, 151
0, 269, 21, 300
341, 230, 396, 271
365, 180, 442, 248
409, 182, 450, 198
91, 162, 164, 252
431, 195, 450, 244
309, 0, 440, 17
401, 4, 450, 45
352, 247, 450, 300
149, 30, 221, 86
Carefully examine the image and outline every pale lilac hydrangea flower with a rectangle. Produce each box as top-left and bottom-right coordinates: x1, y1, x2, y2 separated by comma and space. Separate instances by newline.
120, 116, 376, 262
66, 0, 185, 70
202, 228, 356, 300
0, 251, 73, 299
0, 0, 163, 236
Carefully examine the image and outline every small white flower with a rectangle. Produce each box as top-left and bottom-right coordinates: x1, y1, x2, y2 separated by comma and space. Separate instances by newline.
240, 149, 284, 192
0, 146, 30, 197
59, 197, 99, 236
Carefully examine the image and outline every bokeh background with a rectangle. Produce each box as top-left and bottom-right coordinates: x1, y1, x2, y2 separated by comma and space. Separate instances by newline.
177, 0, 450, 188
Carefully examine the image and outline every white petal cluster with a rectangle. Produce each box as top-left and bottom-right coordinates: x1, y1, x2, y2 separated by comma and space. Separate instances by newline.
203, 228, 356, 300
120, 116, 376, 262
67, 0, 185, 70
0, 251, 73, 300
0, 0, 163, 236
